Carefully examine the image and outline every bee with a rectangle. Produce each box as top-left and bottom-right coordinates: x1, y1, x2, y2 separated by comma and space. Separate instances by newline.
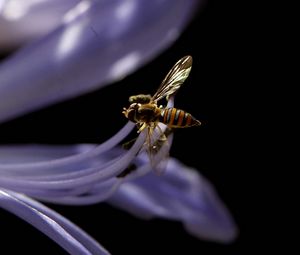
122, 55, 201, 173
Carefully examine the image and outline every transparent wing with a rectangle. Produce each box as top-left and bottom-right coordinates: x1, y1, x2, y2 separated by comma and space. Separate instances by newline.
152, 55, 193, 103
146, 126, 173, 176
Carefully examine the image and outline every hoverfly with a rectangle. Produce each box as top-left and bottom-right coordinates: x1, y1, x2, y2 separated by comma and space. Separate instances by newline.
122, 55, 201, 174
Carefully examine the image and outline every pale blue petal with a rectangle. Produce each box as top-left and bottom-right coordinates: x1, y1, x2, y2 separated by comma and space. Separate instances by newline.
108, 158, 238, 243
0, 0, 80, 48
0, 122, 134, 175
0, 0, 200, 123
0, 188, 110, 255
0, 142, 237, 244
0, 130, 146, 192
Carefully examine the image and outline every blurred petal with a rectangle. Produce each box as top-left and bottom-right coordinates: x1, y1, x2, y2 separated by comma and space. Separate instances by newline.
0, 141, 237, 243
0, 124, 146, 193
0, 0, 80, 48
108, 158, 238, 243
0, 96, 174, 199
0, 0, 201, 123
0, 122, 133, 170
0, 188, 110, 255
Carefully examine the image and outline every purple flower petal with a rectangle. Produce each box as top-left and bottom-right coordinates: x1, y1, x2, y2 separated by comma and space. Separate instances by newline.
0, 122, 134, 173
0, 188, 110, 255
0, 125, 146, 193
107, 158, 238, 243
0, 100, 175, 198
0, 0, 201, 123
0, 0, 81, 48
0, 1, 237, 252
1, 137, 237, 243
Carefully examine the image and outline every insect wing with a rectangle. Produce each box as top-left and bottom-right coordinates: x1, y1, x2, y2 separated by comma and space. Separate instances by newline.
146, 126, 172, 175
152, 55, 193, 103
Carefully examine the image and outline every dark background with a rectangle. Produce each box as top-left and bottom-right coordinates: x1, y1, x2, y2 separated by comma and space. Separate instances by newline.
0, 1, 248, 254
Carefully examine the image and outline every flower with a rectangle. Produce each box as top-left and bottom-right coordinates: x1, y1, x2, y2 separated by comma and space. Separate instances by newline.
0, 1, 238, 254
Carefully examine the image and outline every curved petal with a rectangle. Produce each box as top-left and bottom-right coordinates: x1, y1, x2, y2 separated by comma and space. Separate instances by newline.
0, 0, 81, 48
0, 122, 134, 174
0, 143, 237, 244
0, 0, 201, 123
107, 158, 238, 243
0, 130, 146, 192
0, 100, 174, 198
0, 188, 110, 255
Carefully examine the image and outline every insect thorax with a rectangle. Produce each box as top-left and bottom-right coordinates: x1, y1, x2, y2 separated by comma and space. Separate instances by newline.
126, 103, 161, 124
129, 94, 152, 104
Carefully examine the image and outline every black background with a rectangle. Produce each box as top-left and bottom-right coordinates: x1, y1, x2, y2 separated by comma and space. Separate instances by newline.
0, 1, 248, 254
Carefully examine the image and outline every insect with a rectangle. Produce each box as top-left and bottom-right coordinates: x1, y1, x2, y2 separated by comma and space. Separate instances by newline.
122, 55, 201, 173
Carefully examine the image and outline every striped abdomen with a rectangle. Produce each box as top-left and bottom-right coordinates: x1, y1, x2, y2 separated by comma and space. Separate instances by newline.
160, 108, 201, 128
